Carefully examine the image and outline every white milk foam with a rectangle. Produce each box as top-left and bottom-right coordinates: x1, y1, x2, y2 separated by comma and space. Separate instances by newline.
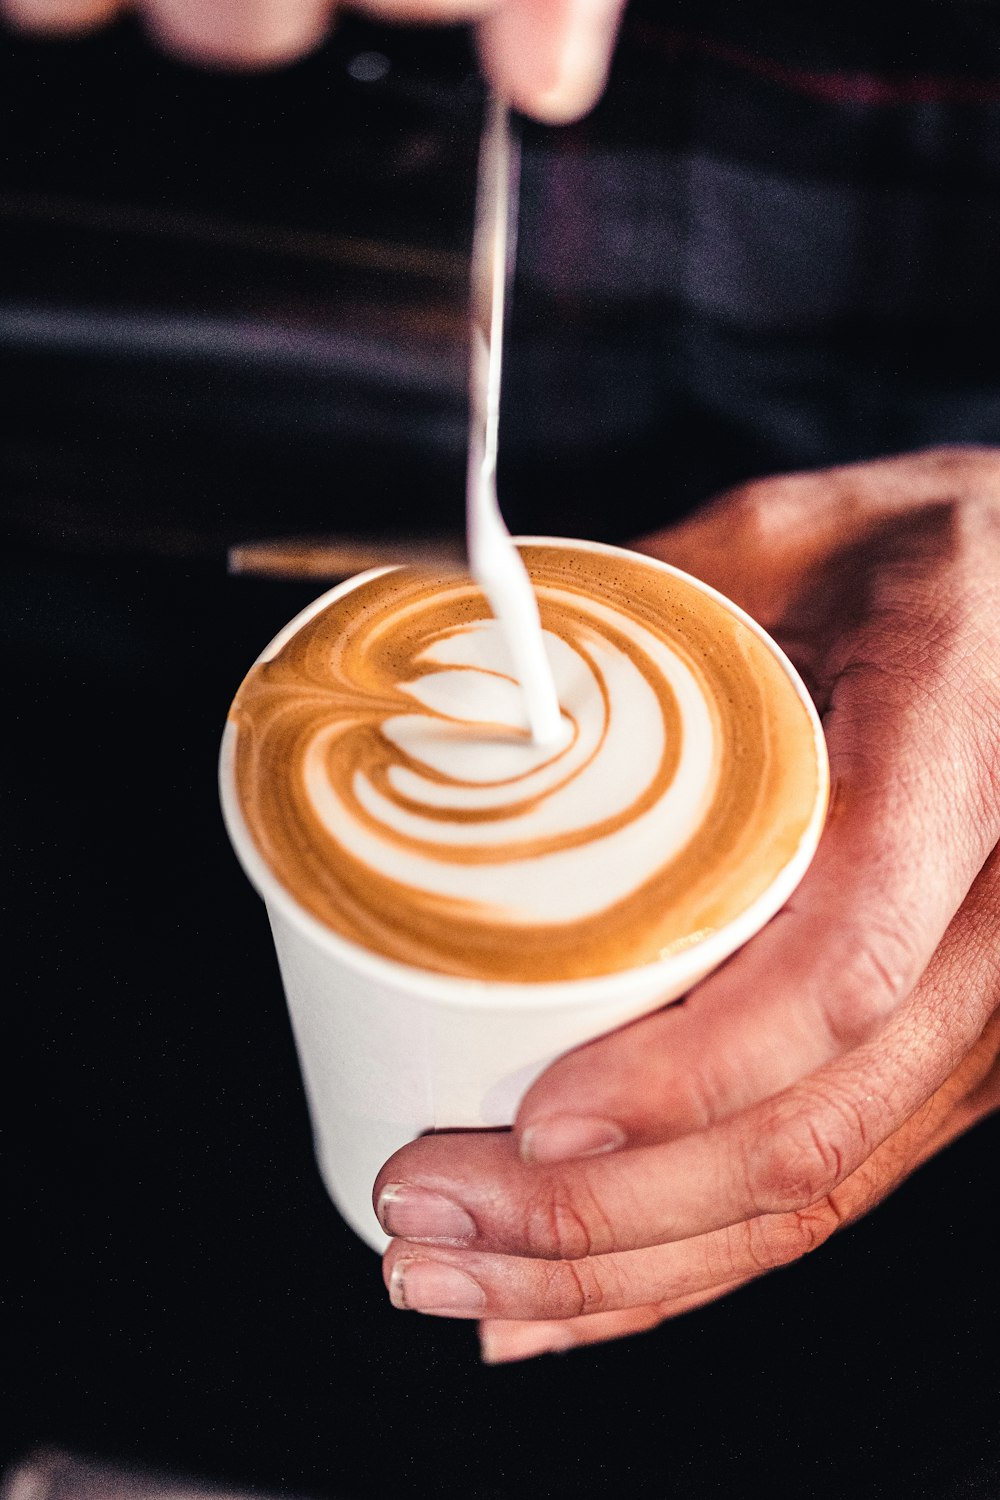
303, 587, 718, 924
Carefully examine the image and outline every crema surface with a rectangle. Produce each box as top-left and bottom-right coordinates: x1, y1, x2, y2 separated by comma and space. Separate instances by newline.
230, 545, 822, 980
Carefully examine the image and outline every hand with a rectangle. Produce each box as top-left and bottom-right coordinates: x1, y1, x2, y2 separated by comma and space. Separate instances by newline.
0, 0, 627, 122
372, 447, 1000, 1363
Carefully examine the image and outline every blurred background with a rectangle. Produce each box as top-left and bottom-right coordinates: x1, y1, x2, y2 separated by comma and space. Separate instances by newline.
6, 3, 1000, 1496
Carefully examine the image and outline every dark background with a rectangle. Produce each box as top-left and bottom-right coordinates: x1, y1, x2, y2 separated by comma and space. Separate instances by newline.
5, 5, 1000, 1497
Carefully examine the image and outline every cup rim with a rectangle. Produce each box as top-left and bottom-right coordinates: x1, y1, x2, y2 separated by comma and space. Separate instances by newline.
219, 536, 829, 1007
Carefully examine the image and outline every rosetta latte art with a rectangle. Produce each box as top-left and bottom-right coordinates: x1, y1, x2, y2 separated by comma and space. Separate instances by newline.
231, 544, 823, 981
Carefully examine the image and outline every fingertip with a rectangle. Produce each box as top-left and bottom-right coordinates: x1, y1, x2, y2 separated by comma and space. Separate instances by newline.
479, 1320, 578, 1364
1, 0, 122, 36
142, 0, 331, 71
477, 0, 624, 125
488, 63, 608, 127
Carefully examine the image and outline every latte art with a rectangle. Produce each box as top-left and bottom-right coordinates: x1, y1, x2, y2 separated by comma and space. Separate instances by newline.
230, 544, 824, 980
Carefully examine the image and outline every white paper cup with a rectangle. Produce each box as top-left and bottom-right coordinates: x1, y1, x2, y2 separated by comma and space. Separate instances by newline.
219, 538, 829, 1252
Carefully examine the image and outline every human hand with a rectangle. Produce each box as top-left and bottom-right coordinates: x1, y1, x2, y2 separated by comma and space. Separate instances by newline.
0, 0, 626, 122
372, 447, 1000, 1363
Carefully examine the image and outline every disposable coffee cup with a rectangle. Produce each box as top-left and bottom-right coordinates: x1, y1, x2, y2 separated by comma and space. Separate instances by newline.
220, 538, 829, 1252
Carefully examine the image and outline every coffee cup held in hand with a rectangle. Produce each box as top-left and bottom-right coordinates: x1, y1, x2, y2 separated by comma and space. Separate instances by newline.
220, 539, 828, 1247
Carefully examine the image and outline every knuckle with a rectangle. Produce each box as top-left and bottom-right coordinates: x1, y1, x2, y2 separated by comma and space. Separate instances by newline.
747, 1101, 851, 1214
920, 444, 970, 479
671, 1061, 732, 1133
726, 482, 786, 542
706, 480, 786, 555
548, 1255, 612, 1318
919, 444, 1000, 494
522, 1175, 616, 1262
821, 919, 918, 1047
744, 1198, 843, 1271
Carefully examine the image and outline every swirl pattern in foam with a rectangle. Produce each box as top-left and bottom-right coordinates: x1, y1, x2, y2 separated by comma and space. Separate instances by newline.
230, 544, 824, 981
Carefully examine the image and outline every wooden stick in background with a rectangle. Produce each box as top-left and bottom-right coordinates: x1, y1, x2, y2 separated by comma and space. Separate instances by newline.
227, 534, 467, 581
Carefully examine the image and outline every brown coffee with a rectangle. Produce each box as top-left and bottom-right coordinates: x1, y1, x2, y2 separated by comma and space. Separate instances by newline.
228, 543, 824, 981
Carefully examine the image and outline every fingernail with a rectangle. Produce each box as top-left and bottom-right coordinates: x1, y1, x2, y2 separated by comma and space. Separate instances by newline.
377, 1184, 476, 1244
389, 1258, 486, 1317
480, 1322, 579, 1365
520, 1115, 626, 1164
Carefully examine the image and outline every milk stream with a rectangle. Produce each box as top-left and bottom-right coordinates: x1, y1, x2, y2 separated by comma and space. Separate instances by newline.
466, 326, 564, 748
466, 481, 565, 749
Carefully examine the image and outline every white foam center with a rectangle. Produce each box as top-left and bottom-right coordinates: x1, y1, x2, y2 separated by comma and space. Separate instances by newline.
302, 588, 719, 925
